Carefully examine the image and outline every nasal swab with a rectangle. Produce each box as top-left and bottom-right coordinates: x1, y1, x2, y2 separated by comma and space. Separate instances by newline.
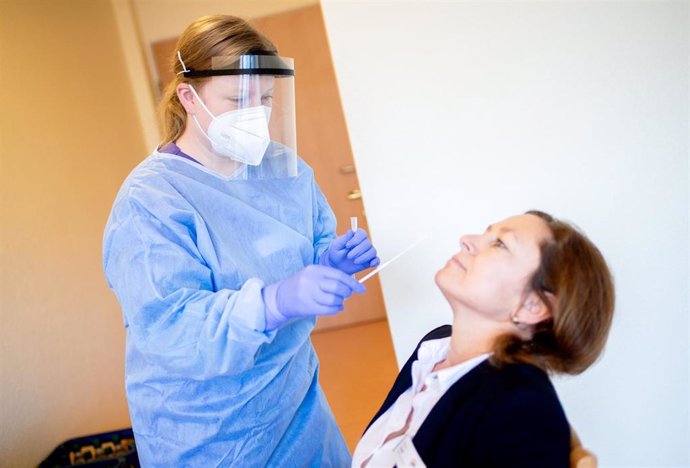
358, 235, 428, 284
350, 216, 358, 232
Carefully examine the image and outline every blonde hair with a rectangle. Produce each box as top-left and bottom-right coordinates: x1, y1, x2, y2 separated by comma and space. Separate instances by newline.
159, 15, 277, 146
491, 210, 615, 375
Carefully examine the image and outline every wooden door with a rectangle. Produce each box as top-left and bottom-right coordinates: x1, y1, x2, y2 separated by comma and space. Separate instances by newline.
150, 5, 387, 331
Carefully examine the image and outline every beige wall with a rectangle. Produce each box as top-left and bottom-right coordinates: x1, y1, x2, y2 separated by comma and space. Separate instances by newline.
0, 2, 323, 466
0, 1, 147, 466
130, 0, 319, 102
133, 0, 319, 42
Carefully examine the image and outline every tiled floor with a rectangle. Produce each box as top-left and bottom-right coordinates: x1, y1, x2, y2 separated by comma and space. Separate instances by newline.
311, 319, 400, 451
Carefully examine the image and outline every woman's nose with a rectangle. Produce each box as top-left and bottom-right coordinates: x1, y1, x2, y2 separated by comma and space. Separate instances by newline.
459, 235, 476, 254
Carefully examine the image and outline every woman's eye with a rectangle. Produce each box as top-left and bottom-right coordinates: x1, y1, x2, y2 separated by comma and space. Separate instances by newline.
492, 238, 506, 249
261, 95, 273, 105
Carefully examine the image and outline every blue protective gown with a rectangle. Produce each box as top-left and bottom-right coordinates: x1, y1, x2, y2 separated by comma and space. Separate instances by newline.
102, 150, 351, 467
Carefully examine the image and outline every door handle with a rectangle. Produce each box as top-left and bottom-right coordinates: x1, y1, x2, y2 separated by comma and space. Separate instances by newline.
347, 189, 362, 200
339, 164, 356, 175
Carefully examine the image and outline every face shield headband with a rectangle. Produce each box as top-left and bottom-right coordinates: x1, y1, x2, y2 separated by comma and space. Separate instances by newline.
177, 51, 294, 78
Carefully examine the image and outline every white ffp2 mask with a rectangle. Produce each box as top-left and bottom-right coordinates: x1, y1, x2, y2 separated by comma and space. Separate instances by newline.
189, 85, 271, 166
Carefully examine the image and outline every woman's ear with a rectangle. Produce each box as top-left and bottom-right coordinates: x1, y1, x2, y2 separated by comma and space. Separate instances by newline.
176, 83, 196, 113
514, 291, 555, 325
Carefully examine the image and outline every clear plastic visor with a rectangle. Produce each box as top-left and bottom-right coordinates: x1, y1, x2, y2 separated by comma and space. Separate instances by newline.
186, 55, 297, 178
206, 73, 292, 121
209, 56, 295, 147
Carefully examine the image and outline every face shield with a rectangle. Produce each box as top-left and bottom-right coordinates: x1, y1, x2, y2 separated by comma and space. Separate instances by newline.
180, 52, 297, 179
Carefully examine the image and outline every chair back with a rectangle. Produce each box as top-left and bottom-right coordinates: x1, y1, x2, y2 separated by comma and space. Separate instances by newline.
570, 426, 597, 468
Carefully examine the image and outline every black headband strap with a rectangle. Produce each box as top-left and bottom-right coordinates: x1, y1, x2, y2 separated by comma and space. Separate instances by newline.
183, 68, 294, 77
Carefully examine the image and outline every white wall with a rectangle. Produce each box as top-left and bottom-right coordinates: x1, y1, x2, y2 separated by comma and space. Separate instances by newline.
322, 1, 689, 467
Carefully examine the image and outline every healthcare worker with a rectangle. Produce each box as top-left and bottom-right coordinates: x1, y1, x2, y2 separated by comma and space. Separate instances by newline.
102, 14, 379, 467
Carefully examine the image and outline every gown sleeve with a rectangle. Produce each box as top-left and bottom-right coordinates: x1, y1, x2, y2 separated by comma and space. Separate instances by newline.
103, 189, 277, 380
311, 177, 337, 264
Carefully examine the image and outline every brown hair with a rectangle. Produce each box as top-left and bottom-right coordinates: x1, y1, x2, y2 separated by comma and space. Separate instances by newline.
491, 210, 615, 375
158, 15, 277, 146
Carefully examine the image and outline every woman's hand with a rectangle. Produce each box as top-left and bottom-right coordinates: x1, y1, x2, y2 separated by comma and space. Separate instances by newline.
262, 265, 366, 330
321, 229, 381, 274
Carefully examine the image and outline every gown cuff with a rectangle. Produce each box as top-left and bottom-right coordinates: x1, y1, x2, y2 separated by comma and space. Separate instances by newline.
261, 282, 287, 331
230, 277, 271, 332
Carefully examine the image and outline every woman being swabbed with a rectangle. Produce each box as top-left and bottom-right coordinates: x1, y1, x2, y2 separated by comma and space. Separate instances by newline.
353, 210, 614, 468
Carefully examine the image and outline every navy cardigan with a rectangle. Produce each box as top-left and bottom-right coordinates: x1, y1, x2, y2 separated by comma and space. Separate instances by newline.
364, 325, 570, 467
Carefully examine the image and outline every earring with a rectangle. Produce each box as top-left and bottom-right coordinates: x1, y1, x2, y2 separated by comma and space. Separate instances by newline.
511, 314, 521, 326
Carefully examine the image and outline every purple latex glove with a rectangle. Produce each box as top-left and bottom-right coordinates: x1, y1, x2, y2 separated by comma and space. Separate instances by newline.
320, 229, 381, 275
262, 265, 366, 331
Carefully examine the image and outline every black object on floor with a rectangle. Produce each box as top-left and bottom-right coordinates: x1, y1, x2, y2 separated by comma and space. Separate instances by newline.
38, 427, 139, 468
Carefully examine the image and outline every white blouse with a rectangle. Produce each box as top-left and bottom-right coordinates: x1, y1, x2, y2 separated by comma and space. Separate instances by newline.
352, 337, 490, 467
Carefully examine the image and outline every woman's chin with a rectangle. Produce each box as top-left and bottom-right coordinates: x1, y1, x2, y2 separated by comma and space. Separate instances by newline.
434, 267, 448, 289
435, 269, 456, 300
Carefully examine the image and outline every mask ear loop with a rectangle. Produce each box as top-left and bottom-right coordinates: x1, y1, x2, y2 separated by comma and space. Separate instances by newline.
187, 83, 215, 120
178, 51, 216, 143
177, 50, 189, 75
187, 84, 215, 144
